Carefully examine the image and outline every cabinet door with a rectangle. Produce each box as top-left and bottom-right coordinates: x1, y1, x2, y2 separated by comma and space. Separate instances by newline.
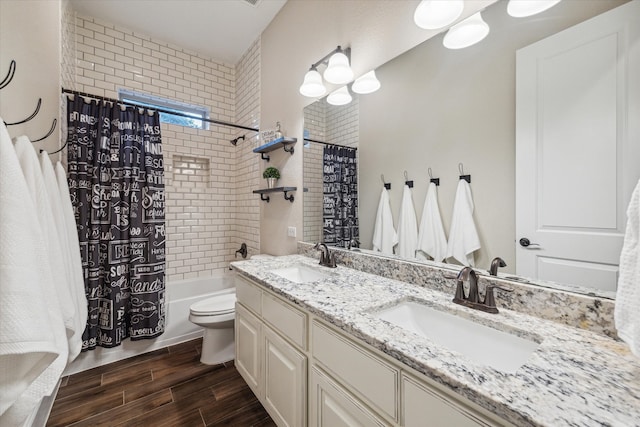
310, 366, 388, 427
402, 374, 495, 427
264, 326, 307, 427
235, 304, 262, 396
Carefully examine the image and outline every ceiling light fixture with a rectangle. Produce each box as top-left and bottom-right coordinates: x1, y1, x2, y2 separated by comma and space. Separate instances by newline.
352, 70, 381, 94
299, 65, 327, 97
507, 0, 562, 17
443, 12, 490, 50
323, 47, 354, 85
413, 0, 464, 30
327, 86, 352, 106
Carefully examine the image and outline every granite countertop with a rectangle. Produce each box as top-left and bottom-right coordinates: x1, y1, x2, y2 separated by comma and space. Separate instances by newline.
231, 254, 640, 427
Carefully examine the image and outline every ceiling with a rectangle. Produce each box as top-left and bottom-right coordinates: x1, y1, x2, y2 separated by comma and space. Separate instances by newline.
69, 0, 287, 65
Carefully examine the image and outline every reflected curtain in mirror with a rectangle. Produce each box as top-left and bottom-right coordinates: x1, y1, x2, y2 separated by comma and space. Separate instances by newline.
323, 145, 358, 247
66, 95, 166, 350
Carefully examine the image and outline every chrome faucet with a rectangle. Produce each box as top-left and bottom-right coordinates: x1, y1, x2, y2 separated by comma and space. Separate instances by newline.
489, 257, 507, 276
453, 266, 512, 314
313, 242, 337, 268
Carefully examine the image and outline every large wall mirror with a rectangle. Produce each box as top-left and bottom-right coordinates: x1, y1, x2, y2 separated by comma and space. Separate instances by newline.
303, 0, 635, 299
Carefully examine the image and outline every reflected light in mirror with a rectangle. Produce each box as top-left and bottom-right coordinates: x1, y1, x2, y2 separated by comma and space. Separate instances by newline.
299, 67, 327, 97
352, 70, 381, 94
443, 12, 490, 49
507, 0, 562, 17
324, 51, 354, 84
327, 86, 352, 106
414, 0, 464, 30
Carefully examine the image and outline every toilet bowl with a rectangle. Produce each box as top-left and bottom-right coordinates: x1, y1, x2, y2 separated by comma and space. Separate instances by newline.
189, 290, 236, 365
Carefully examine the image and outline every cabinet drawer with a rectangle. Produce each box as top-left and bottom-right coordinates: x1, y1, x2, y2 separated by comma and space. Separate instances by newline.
262, 293, 307, 350
312, 321, 399, 422
235, 275, 262, 315
402, 374, 500, 427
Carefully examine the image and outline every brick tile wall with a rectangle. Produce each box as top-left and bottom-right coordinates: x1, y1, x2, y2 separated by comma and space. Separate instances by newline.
64, 14, 261, 281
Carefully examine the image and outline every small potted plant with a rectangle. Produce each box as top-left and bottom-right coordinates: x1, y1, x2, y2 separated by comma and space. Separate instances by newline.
263, 166, 281, 189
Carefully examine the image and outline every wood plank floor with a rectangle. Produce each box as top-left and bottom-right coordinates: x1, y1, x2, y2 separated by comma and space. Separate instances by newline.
47, 339, 275, 426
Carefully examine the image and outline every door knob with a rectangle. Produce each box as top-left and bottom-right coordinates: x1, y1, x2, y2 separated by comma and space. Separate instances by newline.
519, 238, 540, 248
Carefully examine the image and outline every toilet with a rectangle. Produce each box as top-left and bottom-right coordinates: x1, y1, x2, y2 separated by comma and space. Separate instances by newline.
189, 290, 236, 365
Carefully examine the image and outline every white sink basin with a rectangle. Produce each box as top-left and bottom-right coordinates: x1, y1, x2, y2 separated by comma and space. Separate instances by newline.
374, 301, 540, 374
270, 264, 330, 284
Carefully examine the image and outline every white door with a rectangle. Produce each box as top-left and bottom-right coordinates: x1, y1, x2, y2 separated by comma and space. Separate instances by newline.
263, 326, 307, 427
515, 1, 640, 293
235, 304, 262, 396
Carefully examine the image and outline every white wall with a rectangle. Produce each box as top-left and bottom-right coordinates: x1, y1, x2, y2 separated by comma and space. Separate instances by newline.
0, 0, 61, 155
259, 0, 496, 256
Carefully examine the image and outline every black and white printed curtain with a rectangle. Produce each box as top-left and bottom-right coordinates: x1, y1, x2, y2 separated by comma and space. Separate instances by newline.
66, 95, 166, 350
323, 145, 358, 248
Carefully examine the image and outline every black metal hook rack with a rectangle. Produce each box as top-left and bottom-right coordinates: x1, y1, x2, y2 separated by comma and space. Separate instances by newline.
458, 163, 471, 183
1, 60, 58, 144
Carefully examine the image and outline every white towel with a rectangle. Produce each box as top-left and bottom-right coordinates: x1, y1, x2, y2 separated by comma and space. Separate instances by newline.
396, 184, 419, 259
56, 161, 87, 362
615, 179, 640, 357
372, 188, 398, 255
417, 182, 448, 262
446, 179, 481, 266
39, 151, 82, 359
0, 124, 63, 422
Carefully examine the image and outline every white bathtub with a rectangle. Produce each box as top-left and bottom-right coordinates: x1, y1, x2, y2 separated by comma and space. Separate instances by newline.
65, 272, 236, 376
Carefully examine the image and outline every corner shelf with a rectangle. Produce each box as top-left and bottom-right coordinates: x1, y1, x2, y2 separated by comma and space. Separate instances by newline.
253, 137, 297, 161
253, 187, 298, 203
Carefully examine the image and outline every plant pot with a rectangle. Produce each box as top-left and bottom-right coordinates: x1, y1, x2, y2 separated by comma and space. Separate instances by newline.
266, 178, 277, 189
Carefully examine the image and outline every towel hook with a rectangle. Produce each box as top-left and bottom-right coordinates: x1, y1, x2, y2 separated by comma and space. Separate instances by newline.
404, 170, 414, 188
0, 60, 16, 90
381, 174, 391, 190
458, 163, 471, 183
428, 167, 440, 186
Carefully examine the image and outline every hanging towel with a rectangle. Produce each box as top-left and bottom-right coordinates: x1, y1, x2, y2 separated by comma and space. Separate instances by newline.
56, 161, 88, 362
396, 184, 419, 259
39, 151, 82, 359
0, 124, 64, 422
615, 179, 640, 357
446, 179, 481, 266
417, 182, 448, 262
372, 187, 398, 255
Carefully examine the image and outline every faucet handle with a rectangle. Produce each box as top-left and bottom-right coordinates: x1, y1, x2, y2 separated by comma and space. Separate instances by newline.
483, 285, 513, 309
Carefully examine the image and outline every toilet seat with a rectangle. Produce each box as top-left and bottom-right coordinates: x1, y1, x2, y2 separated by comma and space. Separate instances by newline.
190, 292, 236, 315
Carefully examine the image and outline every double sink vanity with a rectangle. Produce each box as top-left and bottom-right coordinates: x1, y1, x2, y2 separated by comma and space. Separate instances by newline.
231, 250, 640, 426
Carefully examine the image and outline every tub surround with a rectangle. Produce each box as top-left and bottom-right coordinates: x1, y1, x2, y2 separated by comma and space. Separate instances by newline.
231, 254, 640, 427
298, 242, 616, 339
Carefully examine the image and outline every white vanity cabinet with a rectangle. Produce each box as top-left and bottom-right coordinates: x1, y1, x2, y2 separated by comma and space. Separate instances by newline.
235, 275, 308, 427
235, 273, 511, 427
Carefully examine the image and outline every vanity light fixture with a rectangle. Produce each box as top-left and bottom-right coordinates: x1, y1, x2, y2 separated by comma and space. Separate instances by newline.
327, 86, 352, 106
443, 12, 490, 50
299, 65, 327, 97
352, 70, 381, 94
323, 47, 354, 84
413, 0, 464, 30
507, 0, 562, 17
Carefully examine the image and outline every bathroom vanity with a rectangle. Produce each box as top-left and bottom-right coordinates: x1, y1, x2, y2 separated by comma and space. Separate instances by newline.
232, 255, 640, 427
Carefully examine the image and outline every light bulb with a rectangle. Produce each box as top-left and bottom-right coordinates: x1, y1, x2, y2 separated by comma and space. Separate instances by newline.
327, 86, 352, 106
507, 0, 561, 17
443, 12, 490, 50
299, 68, 326, 97
323, 51, 354, 85
414, 0, 464, 30
352, 70, 381, 94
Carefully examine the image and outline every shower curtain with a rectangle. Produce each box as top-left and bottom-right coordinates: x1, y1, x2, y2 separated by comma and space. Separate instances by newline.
323, 145, 358, 248
66, 95, 166, 350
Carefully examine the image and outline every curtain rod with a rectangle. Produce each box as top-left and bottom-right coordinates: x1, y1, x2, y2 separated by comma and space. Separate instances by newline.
61, 88, 259, 133
303, 137, 358, 150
